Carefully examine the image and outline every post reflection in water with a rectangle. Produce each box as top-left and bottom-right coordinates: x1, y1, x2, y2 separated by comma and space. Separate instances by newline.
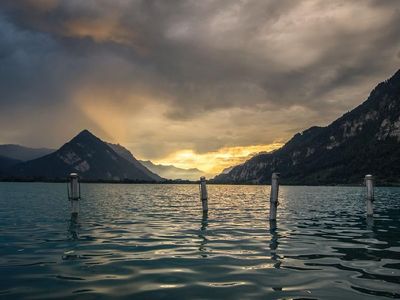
68, 213, 80, 240
198, 211, 209, 257
269, 220, 281, 269
1, 184, 399, 299
364, 215, 379, 262
366, 215, 374, 232
62, 214, 82, 261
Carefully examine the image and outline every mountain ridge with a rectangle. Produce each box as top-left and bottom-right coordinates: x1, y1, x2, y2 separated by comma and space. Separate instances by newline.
0, 144, 54, 161
4, 130, 161, 181
213, 69, 400, 185
139, 160, 206, 181
107, 143, 163, 181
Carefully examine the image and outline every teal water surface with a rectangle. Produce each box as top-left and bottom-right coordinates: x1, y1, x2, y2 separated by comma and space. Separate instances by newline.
0, 183, 399, 299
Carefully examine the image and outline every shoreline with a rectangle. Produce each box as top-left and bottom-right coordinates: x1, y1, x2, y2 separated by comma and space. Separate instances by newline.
1, 179, 399, 187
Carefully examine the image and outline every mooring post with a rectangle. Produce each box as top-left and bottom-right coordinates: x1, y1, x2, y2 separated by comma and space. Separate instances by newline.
199, 176, 208, 212
365, 174, 374, 216
68, 173, 81, 216
269, 173, 280, 220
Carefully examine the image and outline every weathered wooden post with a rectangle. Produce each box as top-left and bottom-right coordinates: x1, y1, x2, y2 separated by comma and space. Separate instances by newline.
365, 174, 374, 216
269, 173, 280, 220
68, 173, 81, 216
199, 176, 208, 212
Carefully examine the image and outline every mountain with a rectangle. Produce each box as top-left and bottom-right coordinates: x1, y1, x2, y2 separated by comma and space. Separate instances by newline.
0, 144, 54, 161
139, 160, 206, 181
214, 69, 400, 185
5, 130, 162, 181
0, 155, 21, 175
107, 143, 163, 181
221, 166, 235, 174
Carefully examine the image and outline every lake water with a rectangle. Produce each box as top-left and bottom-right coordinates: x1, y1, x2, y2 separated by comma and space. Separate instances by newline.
0, 183, 399, 299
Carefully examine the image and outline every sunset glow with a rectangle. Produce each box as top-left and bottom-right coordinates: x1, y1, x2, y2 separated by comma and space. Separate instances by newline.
0, 1, 399, 178
154, 143, 284, 175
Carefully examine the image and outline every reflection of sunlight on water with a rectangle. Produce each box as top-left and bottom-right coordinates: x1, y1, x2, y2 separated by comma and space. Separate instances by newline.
159, 284, 185, 288
208, 281, 248, 287
241, 263, 276, 270
0, 183, 399, 299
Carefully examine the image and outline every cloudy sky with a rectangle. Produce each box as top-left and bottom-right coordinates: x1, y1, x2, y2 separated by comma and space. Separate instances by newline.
0, 0, 399, 174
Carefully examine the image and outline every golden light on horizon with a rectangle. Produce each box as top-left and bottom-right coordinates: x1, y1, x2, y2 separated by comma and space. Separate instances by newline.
153, 143, 284, 175
72, 85, 287, 175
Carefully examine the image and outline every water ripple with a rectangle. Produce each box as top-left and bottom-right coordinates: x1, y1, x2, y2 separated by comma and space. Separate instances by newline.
0, 183, 399, 299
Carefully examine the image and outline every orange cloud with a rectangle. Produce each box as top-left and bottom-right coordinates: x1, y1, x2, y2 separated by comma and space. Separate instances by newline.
154, 143, 283, 175
62, 18, 148, 54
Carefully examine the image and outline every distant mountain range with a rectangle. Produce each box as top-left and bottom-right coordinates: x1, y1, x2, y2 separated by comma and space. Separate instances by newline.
108, 143, 205, 181
107, 143, 163, 181
0, 145, 54, 161
139, 160, 206, 181
2, 70, 399, 184
1, 130, 162, 181
0, 130, 205, 181
213, 69, 400, 185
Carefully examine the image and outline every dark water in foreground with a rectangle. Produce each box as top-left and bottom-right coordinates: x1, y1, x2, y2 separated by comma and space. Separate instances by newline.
0, 183, 399, 299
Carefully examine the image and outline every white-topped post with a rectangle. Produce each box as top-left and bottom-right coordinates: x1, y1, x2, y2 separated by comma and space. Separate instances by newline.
68, 173, 80, 216
365, 174, 374, 216
199, 176, 208, 212
269, 173, 280, 220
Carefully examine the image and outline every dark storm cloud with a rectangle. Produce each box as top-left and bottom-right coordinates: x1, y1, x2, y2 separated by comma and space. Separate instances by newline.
0, 0, 399, 158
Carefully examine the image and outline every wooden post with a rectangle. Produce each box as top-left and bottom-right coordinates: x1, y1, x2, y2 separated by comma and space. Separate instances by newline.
269, 173, 280, 220
68, 173, 80, 216
199, 176, 208, 212
365, 174, 374, 216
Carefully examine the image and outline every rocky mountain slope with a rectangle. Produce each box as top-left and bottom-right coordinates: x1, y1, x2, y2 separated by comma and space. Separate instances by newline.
0, 155, 20, 175
214, 69, 400, 185
5, 130, 161, 181
107, 143, 163, 181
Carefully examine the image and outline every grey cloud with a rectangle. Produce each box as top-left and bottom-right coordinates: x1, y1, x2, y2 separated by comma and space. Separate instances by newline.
0, 0, 399, 156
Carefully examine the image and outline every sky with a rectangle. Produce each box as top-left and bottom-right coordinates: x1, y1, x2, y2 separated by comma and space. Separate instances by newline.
0, 0, 399, 175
